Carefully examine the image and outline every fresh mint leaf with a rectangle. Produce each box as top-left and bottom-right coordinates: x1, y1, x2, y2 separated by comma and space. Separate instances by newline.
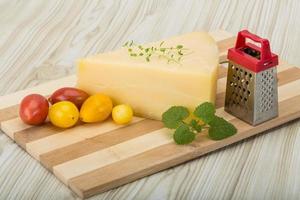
194, 102, 216, 124
162, 102, 236, 145
190, 119, 202, 132
162, 106, 189, 129
173, 123, 195, 145
208, 116, 237, 140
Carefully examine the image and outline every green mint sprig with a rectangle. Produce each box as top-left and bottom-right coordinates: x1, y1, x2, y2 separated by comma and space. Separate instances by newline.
162, 102, 237, 145
123, 40, 192, 64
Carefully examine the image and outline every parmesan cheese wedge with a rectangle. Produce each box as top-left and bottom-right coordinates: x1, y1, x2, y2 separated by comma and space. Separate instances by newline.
77, 32, 219, 120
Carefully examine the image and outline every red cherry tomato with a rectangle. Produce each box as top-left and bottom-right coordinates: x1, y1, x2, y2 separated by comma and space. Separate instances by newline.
48, 87, 89, 109
19, 94, 49, 125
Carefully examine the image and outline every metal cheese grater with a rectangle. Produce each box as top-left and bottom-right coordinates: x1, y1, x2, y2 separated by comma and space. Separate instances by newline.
225, 30, 279, 126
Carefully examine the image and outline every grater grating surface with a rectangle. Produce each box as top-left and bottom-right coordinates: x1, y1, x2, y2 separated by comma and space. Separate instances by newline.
225, 61, 278, 125
254, 66, 278, 124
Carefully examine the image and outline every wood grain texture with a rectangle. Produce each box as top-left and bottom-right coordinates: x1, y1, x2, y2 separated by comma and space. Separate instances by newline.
68, 91, 300, 198
40, 119, 164, 171
0, 0, 300, 199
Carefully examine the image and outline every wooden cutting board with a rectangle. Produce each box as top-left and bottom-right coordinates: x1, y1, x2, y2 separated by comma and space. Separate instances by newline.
1, 30, 300, 199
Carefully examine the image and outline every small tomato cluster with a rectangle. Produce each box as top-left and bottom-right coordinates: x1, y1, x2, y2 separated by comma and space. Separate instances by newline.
19, 87, 133, 128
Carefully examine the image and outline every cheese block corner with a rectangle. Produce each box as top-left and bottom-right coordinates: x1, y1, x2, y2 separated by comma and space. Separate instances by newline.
77, 32, 219, 120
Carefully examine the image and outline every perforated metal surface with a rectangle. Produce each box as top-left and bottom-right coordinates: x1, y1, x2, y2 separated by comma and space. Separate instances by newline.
257, 69, 276, 113
225, 61, 278, 125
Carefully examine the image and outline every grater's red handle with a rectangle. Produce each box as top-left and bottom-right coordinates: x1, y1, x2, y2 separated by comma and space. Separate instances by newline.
235, 30, 272, 62
228, 30, 278, 72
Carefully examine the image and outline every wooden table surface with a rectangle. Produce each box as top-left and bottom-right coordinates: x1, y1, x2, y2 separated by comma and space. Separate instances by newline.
1, 0, 300, 199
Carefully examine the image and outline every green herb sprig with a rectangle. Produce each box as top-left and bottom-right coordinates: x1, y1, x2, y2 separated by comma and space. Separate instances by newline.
162, 102, 237, 145
123, 40, 192, 64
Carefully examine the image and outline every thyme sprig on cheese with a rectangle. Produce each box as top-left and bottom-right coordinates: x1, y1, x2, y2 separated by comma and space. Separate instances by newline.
123, 40, 192, 64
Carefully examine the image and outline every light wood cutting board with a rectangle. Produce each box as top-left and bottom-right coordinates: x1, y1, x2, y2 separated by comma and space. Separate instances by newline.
1, 30, 300, 199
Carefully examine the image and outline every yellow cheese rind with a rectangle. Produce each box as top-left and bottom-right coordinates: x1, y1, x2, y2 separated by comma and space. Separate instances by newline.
77, 32, 219, 120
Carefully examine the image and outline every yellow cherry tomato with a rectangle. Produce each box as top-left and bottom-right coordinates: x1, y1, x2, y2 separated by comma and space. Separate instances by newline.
80, 94, 113, 123
49, 101, 79, 128
112, 104, 133, 125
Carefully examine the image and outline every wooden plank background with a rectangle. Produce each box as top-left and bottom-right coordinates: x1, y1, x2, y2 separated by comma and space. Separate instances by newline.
0, 0, 300, 199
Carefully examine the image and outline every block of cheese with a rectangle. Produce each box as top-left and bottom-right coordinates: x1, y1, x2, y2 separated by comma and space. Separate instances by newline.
77, 32, 219, 120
